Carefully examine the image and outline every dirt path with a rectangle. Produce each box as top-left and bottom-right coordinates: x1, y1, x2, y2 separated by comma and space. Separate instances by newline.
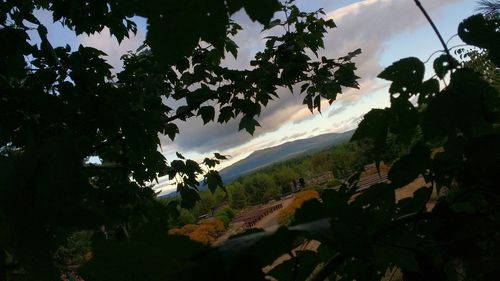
254, 195, 295, 231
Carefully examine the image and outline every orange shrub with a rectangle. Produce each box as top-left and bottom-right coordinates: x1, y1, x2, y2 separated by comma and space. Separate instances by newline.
189, 229, 215, 245
278, 190, 319, 225
167, 228, 185, 236
199, 219, 225, 235
167, 218, 226, 245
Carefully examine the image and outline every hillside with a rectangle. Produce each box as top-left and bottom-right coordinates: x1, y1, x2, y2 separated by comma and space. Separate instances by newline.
219, 129, 354, 183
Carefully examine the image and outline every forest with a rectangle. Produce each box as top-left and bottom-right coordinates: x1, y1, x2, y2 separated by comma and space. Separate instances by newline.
1, 0, 500, 280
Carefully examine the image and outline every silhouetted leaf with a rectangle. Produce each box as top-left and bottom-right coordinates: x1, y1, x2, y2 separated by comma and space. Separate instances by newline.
239, 116, 261, 135
164, 123, 180, 141
379, 57, 425, 95
433, 54, 458, 79
352, 109, 389, 163
205, 170, 224, 193
198, 106, 216, 124
179, 187, 201, 209
389, 144, 430, 188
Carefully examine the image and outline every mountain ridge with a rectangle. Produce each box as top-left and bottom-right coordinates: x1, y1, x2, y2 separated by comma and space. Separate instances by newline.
219, 129, 354, 183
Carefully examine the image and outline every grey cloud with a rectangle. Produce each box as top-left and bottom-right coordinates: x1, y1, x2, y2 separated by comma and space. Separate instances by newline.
79, 26, 146, 72
163, 0, 462, 154
278, 131, 309, 143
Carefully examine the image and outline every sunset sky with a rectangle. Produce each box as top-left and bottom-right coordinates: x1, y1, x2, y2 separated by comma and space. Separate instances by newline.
35, 0, 478, 193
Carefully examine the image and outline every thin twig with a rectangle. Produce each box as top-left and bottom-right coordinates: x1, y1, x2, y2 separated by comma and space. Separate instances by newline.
414, 0, 454, 64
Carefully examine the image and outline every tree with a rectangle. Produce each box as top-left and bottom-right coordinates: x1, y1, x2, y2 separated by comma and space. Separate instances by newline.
228, 182, 247, 209
476, 0, 500, 16
328, 142, 369, 179
243, 173, 280, 204
310, 153, 331, 172
272, 166, 298, 193
2, 0, 498, 280
1, 0, 362, 279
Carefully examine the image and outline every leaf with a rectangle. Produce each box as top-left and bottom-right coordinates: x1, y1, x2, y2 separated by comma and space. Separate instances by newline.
247, 227, 305, 266
268, 250, 324, 281
225, 39, 238, 59
176, 152, 185, 159
263, 19, 281, 30
197, 106, 215, 124
388, 144, 430, 188
203, 157, 219, 168
293, 199, 327, 225
353, 183, 395, 219
334, 63, 360, 88
218, 106, 234, 123
458, 14, 493, 49
351, 109, 389, 163
238, 116, 261, 135
433, 54, 458, 79
378, 57, 425, 95
179, 186, 201, 209
205, 170, 224, 193
458, 14, 500, 67
372, 244, 420, 273
396, 186, 432, 215
418, 78, 440, 105
242, 0, 281, 24
176, 58, 190, 73
420, 88, 456, 141
214, 153, 228, 160
146, 16, 199, 67
164, 123, 179, 140
81, 235, 208, 281
314, 94, 321, 112
389, 98, 418, 144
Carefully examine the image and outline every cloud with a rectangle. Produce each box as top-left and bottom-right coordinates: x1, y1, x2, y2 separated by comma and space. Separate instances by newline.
278, 131, 310, 143
78, 27, 146, 71
167, 0, 461, 155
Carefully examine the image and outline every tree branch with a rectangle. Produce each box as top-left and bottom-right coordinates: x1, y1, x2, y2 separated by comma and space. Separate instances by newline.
414, 0, 454, 64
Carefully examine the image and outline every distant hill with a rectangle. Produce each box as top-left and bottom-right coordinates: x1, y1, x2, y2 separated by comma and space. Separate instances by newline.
219, 129, 354, 183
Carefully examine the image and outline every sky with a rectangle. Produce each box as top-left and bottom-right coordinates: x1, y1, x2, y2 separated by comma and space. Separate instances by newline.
34, 0, 478, 193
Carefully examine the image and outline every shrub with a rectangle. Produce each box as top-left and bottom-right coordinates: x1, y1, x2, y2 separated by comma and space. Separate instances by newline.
278, 190, 319, 226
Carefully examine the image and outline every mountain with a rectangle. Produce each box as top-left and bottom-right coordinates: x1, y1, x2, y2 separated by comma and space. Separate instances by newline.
219, 129, 354, 183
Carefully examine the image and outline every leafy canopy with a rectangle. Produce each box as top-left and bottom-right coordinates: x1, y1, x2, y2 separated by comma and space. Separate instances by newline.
0, 0, 361, 279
